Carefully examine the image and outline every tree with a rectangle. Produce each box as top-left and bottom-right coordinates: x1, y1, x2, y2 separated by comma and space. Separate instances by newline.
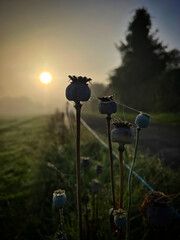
155, 69, 180, 112
110, 8, 180, 112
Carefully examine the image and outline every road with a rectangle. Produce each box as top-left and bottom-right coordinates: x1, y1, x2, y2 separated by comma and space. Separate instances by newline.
82, 114, 180, 169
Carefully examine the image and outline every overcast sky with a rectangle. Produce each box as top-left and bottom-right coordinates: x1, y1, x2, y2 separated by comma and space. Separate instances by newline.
0, 0, 179, 109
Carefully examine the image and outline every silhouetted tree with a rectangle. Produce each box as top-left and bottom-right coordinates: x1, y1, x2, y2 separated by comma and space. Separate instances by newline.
110, 8, 180, 112
155, 69, 180, 112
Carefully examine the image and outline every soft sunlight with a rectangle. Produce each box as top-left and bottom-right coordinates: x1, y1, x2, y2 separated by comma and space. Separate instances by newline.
40, 72, 52, 84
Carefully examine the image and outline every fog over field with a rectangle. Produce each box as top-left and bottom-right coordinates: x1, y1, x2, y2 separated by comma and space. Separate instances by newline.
0, 0, 180, 113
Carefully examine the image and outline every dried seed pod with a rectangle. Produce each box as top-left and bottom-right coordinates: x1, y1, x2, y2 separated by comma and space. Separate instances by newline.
96, 165, 103, 174
111, 120, 134, 145
81, 156, 90, 168
92, 179, 100, 192
66, 75, 91, 102
98, 96, 117, 115
53, 189, 67, 209
140, 191, 174, 227
135, 113, 150, 128
113, 208, 127, 228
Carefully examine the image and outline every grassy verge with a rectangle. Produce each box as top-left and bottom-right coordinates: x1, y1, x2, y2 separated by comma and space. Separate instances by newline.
0, 114, 179, 240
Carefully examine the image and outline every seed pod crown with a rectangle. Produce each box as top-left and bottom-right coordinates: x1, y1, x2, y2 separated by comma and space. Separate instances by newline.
68, 75, 91, 84
112, 120, 133, 128
98, 95, 114, 102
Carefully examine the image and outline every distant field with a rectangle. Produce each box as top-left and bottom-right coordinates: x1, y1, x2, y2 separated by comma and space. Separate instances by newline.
0, 114, 47, 131
0, 114, 48, 198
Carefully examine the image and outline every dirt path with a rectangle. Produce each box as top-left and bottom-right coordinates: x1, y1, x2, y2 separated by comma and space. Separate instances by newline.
82, 114, 180, 169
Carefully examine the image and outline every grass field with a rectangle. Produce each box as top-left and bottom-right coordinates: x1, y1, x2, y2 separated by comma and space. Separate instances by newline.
0, 115, 49, 239
0, 113, 179, 240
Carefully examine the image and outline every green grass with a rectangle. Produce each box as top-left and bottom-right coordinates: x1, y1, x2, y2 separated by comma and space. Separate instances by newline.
0, 115, 49, 239
151, 112, 180, 125
0, 114, 179, 240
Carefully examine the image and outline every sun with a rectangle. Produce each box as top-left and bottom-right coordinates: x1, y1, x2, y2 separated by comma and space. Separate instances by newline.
40, 72, 52, 84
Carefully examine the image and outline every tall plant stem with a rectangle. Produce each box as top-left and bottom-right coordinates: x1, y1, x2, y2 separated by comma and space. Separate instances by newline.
86, 207, 89, 240
106, 115, 115, 209
126, 127, 140, 240
59, 208, 65, 232
84, 168, 88, 240
92, 192, 95, 239
96, 190, 99, 222
74, 101, 83, 240
118, 145, 125, 209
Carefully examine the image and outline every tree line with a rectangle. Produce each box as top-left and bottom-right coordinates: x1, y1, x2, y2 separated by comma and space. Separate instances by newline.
109, 8, 180, 112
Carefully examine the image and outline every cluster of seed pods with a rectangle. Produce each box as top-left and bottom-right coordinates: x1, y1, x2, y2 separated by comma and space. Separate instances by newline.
63, 76, 174, 239
98, 96, 130, 233
98, 96, 156, 237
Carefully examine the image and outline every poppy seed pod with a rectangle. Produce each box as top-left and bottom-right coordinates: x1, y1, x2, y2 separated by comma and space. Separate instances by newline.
81, 156, 90, 168
96, 165, 103, 174
98, 96, 117, 115
113, 209, 127, 228
92, 179, 100, 192
140, 191, 174, 228
111, 121, 134, 145
135, 113, 150, 128
65, 75, 91, 102
53, 189, 67, 209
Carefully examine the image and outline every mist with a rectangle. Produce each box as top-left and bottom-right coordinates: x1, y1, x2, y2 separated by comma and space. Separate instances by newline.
0, 0, 180, 114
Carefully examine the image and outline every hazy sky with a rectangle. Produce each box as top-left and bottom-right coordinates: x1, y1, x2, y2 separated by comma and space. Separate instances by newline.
0, 0, 180, 109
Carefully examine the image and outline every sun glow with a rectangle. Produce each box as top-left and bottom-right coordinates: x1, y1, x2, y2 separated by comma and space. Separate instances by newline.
40, 72, 52, 84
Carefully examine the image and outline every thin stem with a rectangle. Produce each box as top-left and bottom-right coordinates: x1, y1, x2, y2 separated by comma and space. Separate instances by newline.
106, 115, 116, 209
92, 192, 95, 239
126, 128, 140, 240
84, 168, 88, 239
96, 190, 99, 222
92, 192, 95, 222
86, 208, 89, 240
59, 208, 64, 232
74, 102, 83, 240
118, 145, 125, 209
